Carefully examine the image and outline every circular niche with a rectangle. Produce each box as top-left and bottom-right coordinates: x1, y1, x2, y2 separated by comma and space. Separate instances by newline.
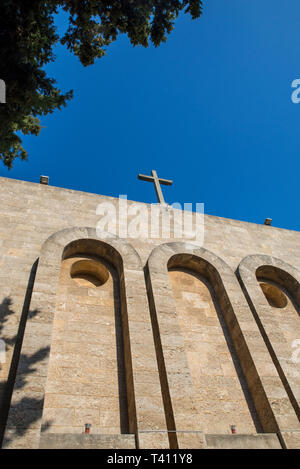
70, 259, 109, 288
259, 282, 288, 308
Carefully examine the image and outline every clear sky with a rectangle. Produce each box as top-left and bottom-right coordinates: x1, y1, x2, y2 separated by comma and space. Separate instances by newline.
1, 0, 300, 231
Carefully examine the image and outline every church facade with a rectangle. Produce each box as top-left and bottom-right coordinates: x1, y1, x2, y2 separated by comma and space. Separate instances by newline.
0, 176, 299, 449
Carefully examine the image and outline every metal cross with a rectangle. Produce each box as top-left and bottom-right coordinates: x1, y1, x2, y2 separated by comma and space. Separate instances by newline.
138, 170, 173, 205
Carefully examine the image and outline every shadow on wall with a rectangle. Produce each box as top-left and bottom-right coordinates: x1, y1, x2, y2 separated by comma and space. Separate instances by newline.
111, 265, 130, 434
0, 259, 52, 447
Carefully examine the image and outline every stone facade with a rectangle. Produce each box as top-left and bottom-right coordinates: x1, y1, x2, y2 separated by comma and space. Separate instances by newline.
0, 176, 299, 449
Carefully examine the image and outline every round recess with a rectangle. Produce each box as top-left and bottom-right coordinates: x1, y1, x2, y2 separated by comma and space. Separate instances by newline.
70, 259, 109, 288
260, 282, 288, 308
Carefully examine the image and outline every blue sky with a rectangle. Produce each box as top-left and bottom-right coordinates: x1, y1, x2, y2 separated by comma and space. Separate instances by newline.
2, 0, 300, 231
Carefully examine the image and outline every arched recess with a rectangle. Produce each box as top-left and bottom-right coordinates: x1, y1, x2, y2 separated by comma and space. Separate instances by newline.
43, 239, 130, 435
146, 243, 300, 448
3, 228, 165, 449
238, 254, 300, 424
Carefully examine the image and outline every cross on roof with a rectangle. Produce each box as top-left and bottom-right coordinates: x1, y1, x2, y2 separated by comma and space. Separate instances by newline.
138, 170, 173, 205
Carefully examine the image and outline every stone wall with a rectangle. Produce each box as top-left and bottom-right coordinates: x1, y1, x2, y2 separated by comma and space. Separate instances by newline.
169, 268, 260, 434
0, 176, 299, 449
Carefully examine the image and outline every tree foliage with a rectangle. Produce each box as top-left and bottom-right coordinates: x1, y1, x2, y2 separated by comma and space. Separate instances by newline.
0, 0, 203, 168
